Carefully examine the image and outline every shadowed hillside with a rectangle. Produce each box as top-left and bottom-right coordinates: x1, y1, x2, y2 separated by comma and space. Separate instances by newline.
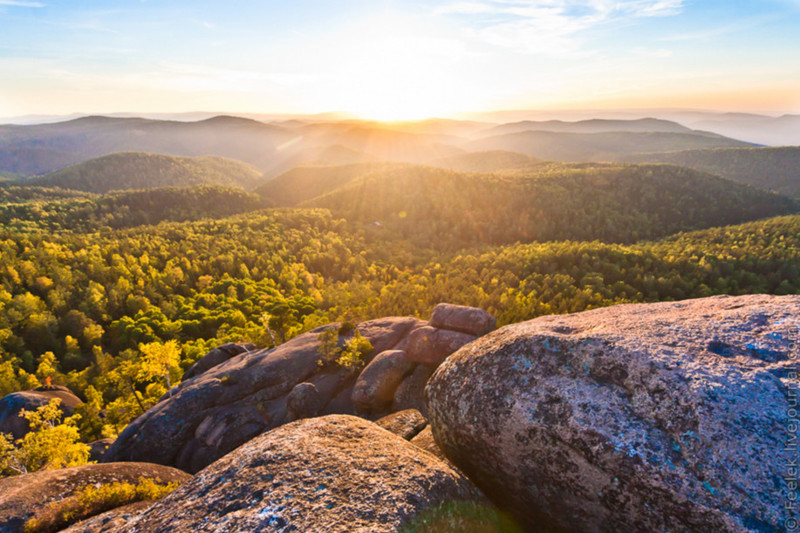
21, 152, 264, 193
302, 163, 799, 248
626, 146, 800, 198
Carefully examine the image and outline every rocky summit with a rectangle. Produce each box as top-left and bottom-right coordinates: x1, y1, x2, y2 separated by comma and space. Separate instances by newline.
105, 304, 494, 473
122, 415, 495, 532
427, 294, 799, 532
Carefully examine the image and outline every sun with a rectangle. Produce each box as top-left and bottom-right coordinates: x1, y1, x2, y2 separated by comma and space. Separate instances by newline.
321, 13, 472, 122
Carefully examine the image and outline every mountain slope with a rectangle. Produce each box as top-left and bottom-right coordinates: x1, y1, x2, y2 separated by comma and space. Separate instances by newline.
626, 146, 800, 198
303, 163, 799, 248
256, 162, 412, 206
22, 152, 264, 193
0, 185, 268, 231
429, 150, 545, 173
479, 118, 693, 137
468, 130, 754, 162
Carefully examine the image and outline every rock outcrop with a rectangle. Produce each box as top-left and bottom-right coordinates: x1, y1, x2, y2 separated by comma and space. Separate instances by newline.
0, 385, 82, 440
427, 295, 799, 532
124, 415, 493, 532
0, 462, 190, 533
375, 408, 428, 440
182, 342, 256, 381
59, 501, 154, 533
106, 305, 493, 473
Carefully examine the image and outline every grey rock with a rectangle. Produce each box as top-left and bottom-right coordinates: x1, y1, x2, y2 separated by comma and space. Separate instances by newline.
375, 408, 428, 440
429, 303, 497, 336
287, 382, 323, 419
125, 415, 489, 532
427, 295, 800, 532
182, 342, 255, 381
352, 349, 415, 413
393, 364, 435, 417
406, 326, 477, 366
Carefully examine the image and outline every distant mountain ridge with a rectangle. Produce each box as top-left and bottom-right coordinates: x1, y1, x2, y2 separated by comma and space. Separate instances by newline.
0, 115, 759, 179
469, 130, 753, 162
20, 152, 264, 193
478, 117, 693, 137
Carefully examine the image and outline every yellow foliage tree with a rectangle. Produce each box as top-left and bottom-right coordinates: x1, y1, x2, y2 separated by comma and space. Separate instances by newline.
0, 398, 90, 476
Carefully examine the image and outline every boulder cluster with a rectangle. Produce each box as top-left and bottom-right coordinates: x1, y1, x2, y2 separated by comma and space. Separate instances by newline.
1, 295, 797, 532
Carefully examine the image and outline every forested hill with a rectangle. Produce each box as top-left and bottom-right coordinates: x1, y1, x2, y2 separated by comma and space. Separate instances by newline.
428, 150, 545, 173
301, 163, 799, 248
0, 185, 269, 232
626, 146, 800, 198
255, 162, 410, 206
468, 130, 753, 162
20, 152, 264, 193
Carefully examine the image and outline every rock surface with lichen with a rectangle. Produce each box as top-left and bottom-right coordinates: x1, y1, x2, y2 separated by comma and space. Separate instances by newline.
427, 294, 799, 533
123, 415, 497, 532
0, 462, 190, 533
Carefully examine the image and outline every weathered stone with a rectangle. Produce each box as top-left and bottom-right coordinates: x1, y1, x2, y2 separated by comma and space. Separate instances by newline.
406, 326, 477, 366
411, 426, 450, 465
429, 303, 497, 336
59, 501, 154, 533
352, 349, 415, 413
182, 342, 255, 381
375, 408, 428, 440
393, 364, 435, 416
88, 438, 115, 463
0, 385, 82, 440
105, 316, 422, 473
427, 295, 800, 533
125, 415, 489, 532
0, 462, 190, 533
286, 382, 323, 419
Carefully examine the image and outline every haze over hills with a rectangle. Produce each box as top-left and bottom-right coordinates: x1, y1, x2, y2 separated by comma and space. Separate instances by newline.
627, 146, 800, 198
0, 115, 764, 180
477, 118, 693, 137
21, 152, 264, 193
467, 130, 753, 162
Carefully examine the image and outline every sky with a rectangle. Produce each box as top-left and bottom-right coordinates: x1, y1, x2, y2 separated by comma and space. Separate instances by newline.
1, 0, 799, 120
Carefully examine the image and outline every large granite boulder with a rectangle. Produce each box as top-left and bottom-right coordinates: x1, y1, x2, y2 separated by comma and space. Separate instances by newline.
427, 295, 799, 532
0, 385, 82, 440
0, 462, 190, 533
124, 415, 495, 532
107, 306, 493, 473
